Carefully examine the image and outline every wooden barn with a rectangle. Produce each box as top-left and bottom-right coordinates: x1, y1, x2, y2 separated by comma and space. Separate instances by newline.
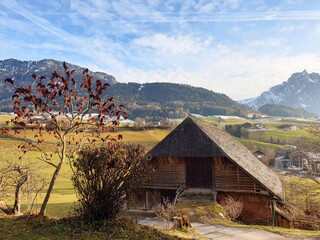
128, 117, 291, 227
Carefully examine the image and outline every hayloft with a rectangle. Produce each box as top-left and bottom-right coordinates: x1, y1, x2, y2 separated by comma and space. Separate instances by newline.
128, 117, 290, 227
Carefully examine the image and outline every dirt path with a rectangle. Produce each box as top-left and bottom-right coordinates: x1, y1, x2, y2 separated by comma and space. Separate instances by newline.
138, 219, 290, 240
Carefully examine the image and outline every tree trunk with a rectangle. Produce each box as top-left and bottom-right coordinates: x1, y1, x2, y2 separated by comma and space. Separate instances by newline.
0, 201, 13, 215
40, 138, 66, 216
13, 175, 28, 215
0, 174, 27, 215
39, 162, 63, 216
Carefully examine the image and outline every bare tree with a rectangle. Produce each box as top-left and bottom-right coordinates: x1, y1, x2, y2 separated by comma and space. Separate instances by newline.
295, 139, 320, 185
158, 118, 178, 130
133, 117, 146, 130
284, 177, 320, 216
0, 161, 45, 215
4, 62, 126, 215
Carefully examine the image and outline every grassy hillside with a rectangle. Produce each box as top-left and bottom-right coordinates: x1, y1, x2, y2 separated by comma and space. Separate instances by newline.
86, 82, 252, 120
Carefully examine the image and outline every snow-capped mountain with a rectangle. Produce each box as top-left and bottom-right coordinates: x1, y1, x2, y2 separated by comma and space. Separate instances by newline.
0, 59, 116, 110
0, 58, 117, 85
240, 70, 320, 116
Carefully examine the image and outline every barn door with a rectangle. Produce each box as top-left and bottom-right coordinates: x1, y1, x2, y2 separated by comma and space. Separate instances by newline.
186, 157, 213, 188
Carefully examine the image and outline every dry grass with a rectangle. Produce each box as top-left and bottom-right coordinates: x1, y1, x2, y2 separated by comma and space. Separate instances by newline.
0, 215, 200, 240
176, 201, 227, 224
220, 196, 243, 221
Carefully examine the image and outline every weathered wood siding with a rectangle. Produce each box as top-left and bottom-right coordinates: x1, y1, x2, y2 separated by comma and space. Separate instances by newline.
144, 157, 186, 189
214, 157, 269, 195
127, 189, 161, 210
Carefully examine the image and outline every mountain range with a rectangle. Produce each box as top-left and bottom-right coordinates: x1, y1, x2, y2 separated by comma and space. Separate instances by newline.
2, 59, 319, 120
240, 70, 320, 116
0, 59, 251, 120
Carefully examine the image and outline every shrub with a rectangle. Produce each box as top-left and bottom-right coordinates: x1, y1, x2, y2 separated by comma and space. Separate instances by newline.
155, 198, 177, 222
71, 143, 152, 221
221, 196, 243, 221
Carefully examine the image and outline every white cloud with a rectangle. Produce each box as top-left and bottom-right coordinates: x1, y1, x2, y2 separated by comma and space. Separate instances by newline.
223, 0, 243, 9
277, 24, 296, 33
198, 2, 218, 13
247, 38, 282, 47
111, 0, 158, 19
316, 22, 320, 35
133, 33, 213, 54
70, 0, 113, 20
230, 26, 240, 32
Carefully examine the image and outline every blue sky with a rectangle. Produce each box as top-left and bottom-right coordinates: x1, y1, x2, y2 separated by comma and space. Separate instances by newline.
1, 0, 320, 100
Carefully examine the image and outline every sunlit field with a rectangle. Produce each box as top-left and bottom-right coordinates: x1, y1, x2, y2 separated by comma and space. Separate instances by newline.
0, 113, 318, 218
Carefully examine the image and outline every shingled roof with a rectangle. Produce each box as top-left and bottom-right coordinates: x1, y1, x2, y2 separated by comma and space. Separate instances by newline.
149, 117, 284, 200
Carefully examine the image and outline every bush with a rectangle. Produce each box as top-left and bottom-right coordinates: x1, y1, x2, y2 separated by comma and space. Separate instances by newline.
71, 143, 152, 221
221, 196, 243, 221
155, 198, 177, 222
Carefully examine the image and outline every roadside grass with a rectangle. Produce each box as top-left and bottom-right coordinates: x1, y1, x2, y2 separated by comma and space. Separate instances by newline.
0, 215, 200, 240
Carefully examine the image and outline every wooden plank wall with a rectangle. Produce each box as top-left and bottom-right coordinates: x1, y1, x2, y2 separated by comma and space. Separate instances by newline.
145, 156, 269, 195
146, 157, 186, 189
214, 157, 269, 195
127, 189, 147, 209
127, 189, 161, 210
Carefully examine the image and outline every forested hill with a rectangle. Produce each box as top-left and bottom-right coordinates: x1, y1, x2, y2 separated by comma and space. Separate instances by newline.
258, 104, 318, 118
107, 82, 252, 120
0, 59, 252, 120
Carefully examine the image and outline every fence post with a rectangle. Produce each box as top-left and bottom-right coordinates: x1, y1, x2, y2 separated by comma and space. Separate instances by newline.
266, 200, 269, 226
273, 200, 276, 228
